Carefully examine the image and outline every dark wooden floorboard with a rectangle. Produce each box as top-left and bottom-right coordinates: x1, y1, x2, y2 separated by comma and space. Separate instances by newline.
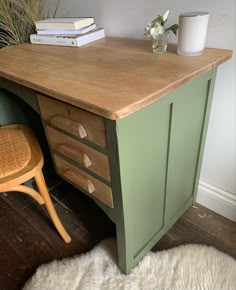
0, 174, 235, 290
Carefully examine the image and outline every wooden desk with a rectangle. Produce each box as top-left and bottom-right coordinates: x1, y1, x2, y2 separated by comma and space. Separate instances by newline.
0, 37, 232, 273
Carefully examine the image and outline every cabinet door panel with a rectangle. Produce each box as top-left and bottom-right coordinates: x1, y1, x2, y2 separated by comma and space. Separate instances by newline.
116, 101, 170, 258
165, 77, 209, 221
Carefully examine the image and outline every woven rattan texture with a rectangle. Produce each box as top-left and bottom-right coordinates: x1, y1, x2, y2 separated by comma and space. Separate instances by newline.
0, 128, 31, 178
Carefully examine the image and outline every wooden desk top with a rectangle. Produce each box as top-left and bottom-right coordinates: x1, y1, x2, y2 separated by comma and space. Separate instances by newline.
0, 37, 232, 120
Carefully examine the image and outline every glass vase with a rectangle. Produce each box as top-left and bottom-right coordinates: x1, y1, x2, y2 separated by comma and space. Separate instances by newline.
152, 31, 170, 54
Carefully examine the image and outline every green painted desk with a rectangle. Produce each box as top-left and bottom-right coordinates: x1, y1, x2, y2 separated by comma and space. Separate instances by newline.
0, 38, 232, 273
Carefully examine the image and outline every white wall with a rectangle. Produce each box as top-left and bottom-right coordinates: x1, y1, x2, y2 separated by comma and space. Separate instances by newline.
52, 0, 236, 220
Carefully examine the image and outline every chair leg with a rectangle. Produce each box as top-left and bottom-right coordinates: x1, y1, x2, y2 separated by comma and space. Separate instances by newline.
34, 170, 71, 243
5, 185, 45, 205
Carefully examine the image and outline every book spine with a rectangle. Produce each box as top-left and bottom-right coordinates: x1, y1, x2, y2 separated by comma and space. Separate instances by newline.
36, 23, 75, 30
76, 30, 105, 46
30, 35, 77, 47
37, 24, 97, 35
35, 18, 94, 30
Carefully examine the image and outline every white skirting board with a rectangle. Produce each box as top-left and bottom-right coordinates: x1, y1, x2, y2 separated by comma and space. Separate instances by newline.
196, 180, 236, 222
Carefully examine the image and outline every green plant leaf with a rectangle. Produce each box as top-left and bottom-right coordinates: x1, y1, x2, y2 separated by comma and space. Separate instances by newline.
166, 24, 179, 36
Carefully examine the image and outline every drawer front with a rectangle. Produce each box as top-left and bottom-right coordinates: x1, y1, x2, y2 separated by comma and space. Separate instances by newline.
37, 94, 106, 148
46, 126, 110, 181
54, 155, 113, 208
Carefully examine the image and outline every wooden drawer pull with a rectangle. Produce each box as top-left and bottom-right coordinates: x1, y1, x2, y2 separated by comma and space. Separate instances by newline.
58, 144, 92, 168
64, 170, 95, 194
50, 115, 87, 138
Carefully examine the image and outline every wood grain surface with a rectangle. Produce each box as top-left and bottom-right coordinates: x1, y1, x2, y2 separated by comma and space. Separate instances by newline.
37, 94, 106, 147
0, 37, 232, 119
46, 126, 111, 181
54, 155, 114, 208
0, 182, 235, 290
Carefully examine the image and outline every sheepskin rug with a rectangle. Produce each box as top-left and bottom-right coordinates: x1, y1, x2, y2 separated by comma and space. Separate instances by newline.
24, 239, 236, 290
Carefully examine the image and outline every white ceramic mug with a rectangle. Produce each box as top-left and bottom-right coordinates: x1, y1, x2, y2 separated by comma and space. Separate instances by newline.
177, 12, 209, 56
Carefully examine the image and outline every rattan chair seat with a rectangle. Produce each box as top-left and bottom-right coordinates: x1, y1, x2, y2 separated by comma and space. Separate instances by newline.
0, 124, 71, 243
0, 128, 31, 178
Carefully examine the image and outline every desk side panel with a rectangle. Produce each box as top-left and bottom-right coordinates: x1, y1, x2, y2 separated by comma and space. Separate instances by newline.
114, 97, 171, 273
113, 70, 214, 273
164, 71, 213, 221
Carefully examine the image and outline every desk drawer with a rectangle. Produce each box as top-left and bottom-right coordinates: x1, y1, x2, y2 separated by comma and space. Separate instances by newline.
54, 155, 113, 208
37, 94, 106, 148
46, 126, 110, 181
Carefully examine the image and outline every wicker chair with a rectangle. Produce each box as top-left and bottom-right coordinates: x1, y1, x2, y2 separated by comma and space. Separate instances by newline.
0, 124, 71, 243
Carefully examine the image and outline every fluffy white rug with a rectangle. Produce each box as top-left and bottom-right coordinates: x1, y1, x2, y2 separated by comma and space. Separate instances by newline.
24, 239, 236, 290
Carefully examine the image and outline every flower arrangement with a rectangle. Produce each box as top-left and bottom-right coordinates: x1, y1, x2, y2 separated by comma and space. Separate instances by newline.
144, 10, 178, 53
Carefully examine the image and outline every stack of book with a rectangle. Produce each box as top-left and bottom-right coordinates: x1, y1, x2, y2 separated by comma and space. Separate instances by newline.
30, 17, 105, 47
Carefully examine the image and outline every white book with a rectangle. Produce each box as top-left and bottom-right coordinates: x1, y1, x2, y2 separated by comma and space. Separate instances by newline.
30, 28, 105, 47
37, 23, 97, 35
35, 17, 94, 30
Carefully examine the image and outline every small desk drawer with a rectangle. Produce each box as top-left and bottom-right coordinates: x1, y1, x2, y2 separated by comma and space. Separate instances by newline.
46, 126, 110, 181
54, 155, 113, 208
37, 94, 106, 148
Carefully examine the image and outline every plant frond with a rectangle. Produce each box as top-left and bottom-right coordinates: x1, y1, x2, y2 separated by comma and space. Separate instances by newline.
0, 0, 50, 47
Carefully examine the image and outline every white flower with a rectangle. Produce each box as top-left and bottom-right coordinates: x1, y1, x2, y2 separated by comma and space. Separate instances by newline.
162, 10, 169, 23
144, 10, 178, 38
150, 24, 165, 38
